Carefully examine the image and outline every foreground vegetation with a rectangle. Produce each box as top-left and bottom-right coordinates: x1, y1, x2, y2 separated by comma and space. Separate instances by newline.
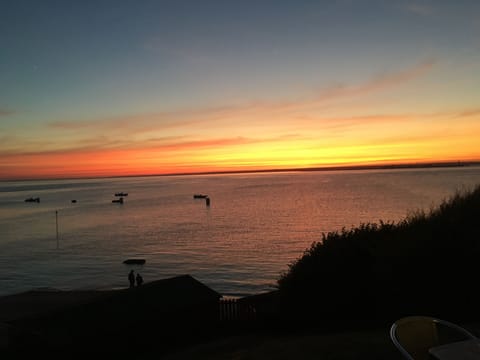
278, 185, 480, 325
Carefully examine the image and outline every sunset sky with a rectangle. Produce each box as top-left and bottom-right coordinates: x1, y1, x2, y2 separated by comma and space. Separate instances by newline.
1, 1, 479, 180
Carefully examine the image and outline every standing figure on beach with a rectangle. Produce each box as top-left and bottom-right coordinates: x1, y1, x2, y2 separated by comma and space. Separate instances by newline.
128, 269, 135, 288
136, 273, 144, 287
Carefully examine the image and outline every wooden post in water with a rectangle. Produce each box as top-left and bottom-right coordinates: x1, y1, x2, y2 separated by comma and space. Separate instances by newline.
55, 210, 59, 249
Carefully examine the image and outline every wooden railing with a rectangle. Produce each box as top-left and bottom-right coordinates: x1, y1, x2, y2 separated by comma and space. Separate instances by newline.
219, 298, 256, 321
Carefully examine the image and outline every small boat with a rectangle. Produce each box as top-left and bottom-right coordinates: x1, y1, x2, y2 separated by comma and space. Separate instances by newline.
112, 197, 124, 204
25, 197, 40, 203
193, 194, 208, 199
71, 199, 77, 203
115, 192, 128, 196
123, 259, 146, 265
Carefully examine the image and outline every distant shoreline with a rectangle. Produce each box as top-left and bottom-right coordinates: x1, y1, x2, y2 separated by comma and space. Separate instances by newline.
2, 160, 480, 182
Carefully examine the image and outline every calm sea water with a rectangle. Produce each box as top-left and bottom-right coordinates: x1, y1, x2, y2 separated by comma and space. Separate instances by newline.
1, 166, 479, 297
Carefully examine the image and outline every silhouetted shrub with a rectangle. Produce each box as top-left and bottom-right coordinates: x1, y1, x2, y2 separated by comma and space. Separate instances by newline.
277, 185, 480, 326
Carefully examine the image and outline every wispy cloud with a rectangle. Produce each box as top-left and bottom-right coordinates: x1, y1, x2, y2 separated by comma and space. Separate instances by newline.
456, 108, 480, 118
0, 135, 56, 154
48, 106, 240, 134
47, 59, 436, 137
405, 3, 435, 16
0, 109, 14, 117
200, 59, 436, 115
0, 134, 289, 158
308, 59, 435, 103
49, 112, 183, 132
36, 105, 478, 158
146, 136, 253, 151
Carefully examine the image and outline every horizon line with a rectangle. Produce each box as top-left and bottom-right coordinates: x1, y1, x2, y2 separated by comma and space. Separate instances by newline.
2, 160, 479, 183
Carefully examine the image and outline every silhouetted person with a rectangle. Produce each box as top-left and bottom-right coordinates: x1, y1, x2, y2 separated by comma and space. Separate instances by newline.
136, 273, 143, 287
128, 270, 135, 288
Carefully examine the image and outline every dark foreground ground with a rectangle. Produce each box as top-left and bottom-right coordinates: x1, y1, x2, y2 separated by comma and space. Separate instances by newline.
2, 281, 480, 360
158, 322, 480, 360
159, 327, 400, 360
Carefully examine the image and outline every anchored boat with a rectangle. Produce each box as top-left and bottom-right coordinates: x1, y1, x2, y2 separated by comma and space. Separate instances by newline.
123, 259, 146, 265
193, 194, 208, 199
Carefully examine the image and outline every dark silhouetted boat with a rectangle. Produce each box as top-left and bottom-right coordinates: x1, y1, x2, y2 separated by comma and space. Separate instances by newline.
71, 200, 77, 203
112, 197, 124, 204
123, 259, 146, 265
115, 192, 128, 196
25, 197, 40, 203
193, 194, 208, 199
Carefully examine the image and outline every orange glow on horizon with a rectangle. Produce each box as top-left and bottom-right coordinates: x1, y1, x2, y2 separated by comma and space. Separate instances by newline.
2, 137, 479, 180
2, 82, 480, 181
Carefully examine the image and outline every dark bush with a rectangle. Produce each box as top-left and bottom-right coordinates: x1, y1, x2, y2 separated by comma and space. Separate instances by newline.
277, 185, 480, 326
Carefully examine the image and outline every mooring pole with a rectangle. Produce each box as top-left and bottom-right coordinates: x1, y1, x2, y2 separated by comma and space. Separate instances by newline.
56, 210, 59, 249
